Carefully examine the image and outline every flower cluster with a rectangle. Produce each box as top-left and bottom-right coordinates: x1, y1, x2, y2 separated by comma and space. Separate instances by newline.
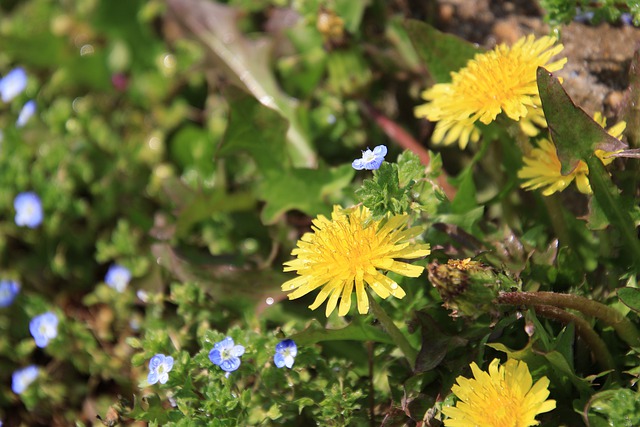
415, 35, 566, 148
282, 205, 430, 317
443, 358, 555, 427
147, 338, 298, 385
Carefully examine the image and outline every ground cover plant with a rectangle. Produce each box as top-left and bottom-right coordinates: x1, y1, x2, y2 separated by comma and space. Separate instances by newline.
1, 0, 640, 426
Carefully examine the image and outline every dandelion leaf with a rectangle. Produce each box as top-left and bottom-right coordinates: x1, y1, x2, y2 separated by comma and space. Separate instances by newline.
259, 165, 354, 224
167, 0, 315, 166
404, 20, 481, 83
536, 67, 626, 175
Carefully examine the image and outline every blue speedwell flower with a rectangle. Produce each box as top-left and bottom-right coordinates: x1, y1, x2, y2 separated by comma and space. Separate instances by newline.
352, 145, 387, 170
105, 264, 131, 293
0, 67, 27, 103
0, 280, 20, 307
29, 311, 58, 348
148, 354, 174, 385
16, 100, 36, 127
11, 365, 38, 394
274, 339, 297, 369
209, 337, 245, 373
14, 192, 43, 228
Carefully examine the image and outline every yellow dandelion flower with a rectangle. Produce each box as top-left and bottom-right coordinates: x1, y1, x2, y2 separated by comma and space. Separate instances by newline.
282, 205, 430, 317
414, 35, 567, 149
443, 358, 556, 427
518, 112, 626, 195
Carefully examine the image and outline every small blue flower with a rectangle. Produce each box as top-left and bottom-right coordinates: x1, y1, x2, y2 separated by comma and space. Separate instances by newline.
11, 365, 38, 394
209, 337, 245, 373
274, 339, 297, 369
29, 312, 58, 348
148, 354, 174, 385
352, 145, 387, 170
16, 100, 36, 127
0, 280, 20, 307
0, 67, 27, 103
14, 192, 43, 228
105, 264, 131, 292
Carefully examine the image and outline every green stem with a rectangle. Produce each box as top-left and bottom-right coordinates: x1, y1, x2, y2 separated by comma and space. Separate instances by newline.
498, 291, 640, 348
368, 292, 417, 369
585, 155, 640, 271
532, 304, 616, 372
542, 195, 572, 247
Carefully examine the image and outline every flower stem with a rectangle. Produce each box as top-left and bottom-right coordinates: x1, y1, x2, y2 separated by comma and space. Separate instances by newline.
498, 291, 640, 348
532, 304, 616, 372
368, 291, 417, 369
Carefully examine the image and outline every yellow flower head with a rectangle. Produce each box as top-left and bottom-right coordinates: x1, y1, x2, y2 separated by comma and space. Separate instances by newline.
415, 35, 567, 148
443, 359, 556, 427
282, 205, 430, 317
518, 112, 626, 195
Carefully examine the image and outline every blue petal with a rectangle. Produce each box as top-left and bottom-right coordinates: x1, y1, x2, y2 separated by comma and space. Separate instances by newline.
352, 159, 365, 170
231, 344, 245, 357
373, 145, 387, 157
274, 353, 286, 368
0, 280, 20, 308
220, 357, 241, 372
149, 354, 164, 370
209, 349, 222, 365
0, 68, 27, 103
16, 100, 36, 127
148, 371, 159, 385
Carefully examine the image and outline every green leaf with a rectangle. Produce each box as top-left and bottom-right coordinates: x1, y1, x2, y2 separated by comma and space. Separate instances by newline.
169, 124, 215, 174
450, 169, 477, 214
167, 0, 315, 166
623, 51, 640, 148
259, 164, 354, 224
218, 90, 289, 173
617, 287, 640, 314
290, 319, 394, 346
536, 67, 626, 174
404, 20, 481, 83
538, 67, 640, 269
397, 150, 425, 188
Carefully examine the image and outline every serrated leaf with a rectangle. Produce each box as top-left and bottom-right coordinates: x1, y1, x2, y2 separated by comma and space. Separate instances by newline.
357, 162, 411, 217
397, 150, 425, 188
536, 67, 626, 174
259, 164, 354, 224
404, 20, 481, 83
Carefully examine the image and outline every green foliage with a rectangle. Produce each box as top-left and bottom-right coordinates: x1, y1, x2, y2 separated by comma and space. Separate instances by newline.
1, 0, 639, 425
